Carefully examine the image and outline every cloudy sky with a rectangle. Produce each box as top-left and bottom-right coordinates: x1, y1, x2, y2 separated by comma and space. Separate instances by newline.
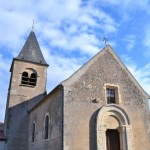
0, 0, 150, 122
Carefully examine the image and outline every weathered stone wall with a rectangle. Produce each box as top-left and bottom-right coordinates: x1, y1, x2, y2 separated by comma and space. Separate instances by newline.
5, 60, 48, 150
8, 60, 47, 108
28, 87, 63, 150
63, 47, 150, 150
0, 141, 6, 150
0, 124, 4, 130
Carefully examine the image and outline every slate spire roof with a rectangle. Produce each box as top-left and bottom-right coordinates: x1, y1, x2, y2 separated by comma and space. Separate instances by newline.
16, 31, 48, 66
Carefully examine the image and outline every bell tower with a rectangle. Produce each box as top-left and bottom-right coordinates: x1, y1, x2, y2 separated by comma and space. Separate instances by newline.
8, 31, 49, 107
5, 31, 49, 150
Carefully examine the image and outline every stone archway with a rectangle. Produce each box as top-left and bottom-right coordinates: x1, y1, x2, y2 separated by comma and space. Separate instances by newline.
96, 104, 133, 150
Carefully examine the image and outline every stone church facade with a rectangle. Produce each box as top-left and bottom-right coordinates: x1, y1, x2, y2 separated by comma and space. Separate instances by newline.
0, 31, 150, 150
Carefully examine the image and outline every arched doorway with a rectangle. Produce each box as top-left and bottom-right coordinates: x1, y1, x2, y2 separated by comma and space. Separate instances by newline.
96, 104, 134, 150
106, 129, 120, 150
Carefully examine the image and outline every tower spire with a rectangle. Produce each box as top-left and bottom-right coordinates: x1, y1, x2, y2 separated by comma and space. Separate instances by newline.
15, 31, 48, 66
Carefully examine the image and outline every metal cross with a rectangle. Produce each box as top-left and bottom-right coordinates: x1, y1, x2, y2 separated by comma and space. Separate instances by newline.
32, 19, 34, 31
103, 37, 108, 45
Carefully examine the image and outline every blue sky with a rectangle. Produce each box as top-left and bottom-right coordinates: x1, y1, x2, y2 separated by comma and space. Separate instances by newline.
0, 0, 150, 122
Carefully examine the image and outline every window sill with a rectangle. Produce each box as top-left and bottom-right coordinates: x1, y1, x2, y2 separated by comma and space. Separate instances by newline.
20, 84, 35, 88
43, 139, 50, 142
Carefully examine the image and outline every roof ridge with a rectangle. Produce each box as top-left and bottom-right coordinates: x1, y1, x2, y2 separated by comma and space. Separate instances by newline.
61, 45, 107, 85
62, 44, 149, 98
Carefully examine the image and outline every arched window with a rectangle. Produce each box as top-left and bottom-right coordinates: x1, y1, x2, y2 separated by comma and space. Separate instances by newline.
44, 115, 49, 139
21, 72, 29, 85
32, 122, 35, 142
21, 70, 37, 87
29, 73, 37, 86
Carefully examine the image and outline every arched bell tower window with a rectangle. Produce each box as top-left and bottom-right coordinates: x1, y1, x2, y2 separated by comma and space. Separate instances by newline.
21, 69, 37, 87
29, 73, 37, 86
21, 72, 29, 85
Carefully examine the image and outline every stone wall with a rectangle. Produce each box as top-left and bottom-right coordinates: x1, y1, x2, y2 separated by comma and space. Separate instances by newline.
28, 87, 63, 150
0, 123, 4, 130
0, 141, 6, 150
63, 47, 150, 150
8, 60, 47, 107
5, 60, 48, 150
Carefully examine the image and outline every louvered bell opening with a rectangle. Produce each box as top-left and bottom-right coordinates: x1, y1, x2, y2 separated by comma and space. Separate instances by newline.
21, 72, 29, 85
29, 73, 37, 86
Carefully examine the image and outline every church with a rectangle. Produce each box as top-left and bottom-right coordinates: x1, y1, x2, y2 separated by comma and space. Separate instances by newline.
0, 31, 150, 150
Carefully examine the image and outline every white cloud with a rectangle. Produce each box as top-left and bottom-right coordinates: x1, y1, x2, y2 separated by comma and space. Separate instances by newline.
142, 25, 150, 57
128, 64, 150, 94
40, 46, 86, 91
123, 35, 136, 51
0, 54, 11, 122
143, 28, 150, 48
122, 55, 150, 95
0, 0, 120, 122
98, 0, 150, 12
0, 0, 118, 57
0, 0, 149, 123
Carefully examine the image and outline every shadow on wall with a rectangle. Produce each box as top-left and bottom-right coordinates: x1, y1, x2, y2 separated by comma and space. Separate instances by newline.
6, 92, 47, 150
89, 110, 99, 150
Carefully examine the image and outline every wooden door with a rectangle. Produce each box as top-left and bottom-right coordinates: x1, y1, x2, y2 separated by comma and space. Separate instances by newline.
106, 129, 120, 150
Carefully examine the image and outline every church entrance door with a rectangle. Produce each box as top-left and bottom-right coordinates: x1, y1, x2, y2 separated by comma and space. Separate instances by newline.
106, 129, 120, 150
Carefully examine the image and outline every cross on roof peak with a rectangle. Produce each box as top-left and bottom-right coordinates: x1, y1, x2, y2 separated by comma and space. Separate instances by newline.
103, 37, 108, 45
32, 19, 34, 31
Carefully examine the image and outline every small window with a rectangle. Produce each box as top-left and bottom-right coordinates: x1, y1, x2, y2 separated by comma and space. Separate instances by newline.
21, 72, 29, 85
29, 73, 37, 86
32, 122, 35, 142
44, 115, 49, 139
107, 88, 116, 104
105, 84, 120, 104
